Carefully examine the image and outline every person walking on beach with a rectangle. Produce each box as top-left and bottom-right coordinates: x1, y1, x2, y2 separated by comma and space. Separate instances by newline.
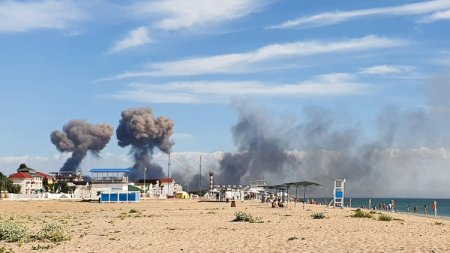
407, 205, 410, 213
432, 201, 437, 217
424, 205, 427, 215
414, 205, 417, 213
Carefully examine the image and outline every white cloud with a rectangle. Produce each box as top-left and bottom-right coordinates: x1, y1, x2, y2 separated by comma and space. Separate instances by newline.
269, 0, 450, 29
419, 8, 450, 23
358, 65, 415, 75
109, 26, 151, 54
0, 153, 133, 175
129, 0, 266, 30
107, 36, 406, 79
0, 0, 86, 33
104, 74, 372, 104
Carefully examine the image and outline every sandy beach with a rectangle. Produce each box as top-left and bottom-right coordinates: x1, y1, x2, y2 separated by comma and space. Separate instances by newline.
0, 199, 448, 253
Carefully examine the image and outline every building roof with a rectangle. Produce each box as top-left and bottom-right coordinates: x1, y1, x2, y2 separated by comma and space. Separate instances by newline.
9, 172, 32, 179
284, 181, 322, 188
35, 172, 51, 178
160, 178, 174, 183
128, 184, 144, 193
90, 168, 132, 173
137, 178, 174, 184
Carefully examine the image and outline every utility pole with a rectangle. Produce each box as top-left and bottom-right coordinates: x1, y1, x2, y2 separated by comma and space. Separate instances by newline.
199, 155, 202, 193
143, 167, 147, 197
167, 153, 171, 195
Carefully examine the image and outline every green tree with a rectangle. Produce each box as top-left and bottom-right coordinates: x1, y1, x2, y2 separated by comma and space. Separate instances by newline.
0, 172, 21, 194
42, 177, 50, 192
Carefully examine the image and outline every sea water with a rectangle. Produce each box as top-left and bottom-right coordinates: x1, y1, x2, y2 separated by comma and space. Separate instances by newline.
336, 198, 450, 217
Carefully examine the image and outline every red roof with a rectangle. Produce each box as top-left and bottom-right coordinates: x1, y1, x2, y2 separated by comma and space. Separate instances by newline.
159, 178, 174, 183
9, 172, 32, 179
35, 172, 51, 178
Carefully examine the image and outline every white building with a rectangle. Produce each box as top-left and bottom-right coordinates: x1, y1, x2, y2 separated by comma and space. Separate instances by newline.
136, 178, 183, 197
9, 164, 51, 194
89, 168, 130, 199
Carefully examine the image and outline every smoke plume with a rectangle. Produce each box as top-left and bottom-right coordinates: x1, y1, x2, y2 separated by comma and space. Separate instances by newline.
218, 103, 297, 185
214, 72, 450, 197
116, 107, 174, 180
51, 120, 114, 173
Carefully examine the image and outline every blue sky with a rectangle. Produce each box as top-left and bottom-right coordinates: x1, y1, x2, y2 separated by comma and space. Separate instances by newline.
1, 0, 450, 174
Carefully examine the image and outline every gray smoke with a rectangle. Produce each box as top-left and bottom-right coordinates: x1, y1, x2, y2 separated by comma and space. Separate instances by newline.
217, 103, 297, 185
116, 107, 174, 180
215, 72, 450, 197
51, 120, 114, 173
172, 171, 209, 192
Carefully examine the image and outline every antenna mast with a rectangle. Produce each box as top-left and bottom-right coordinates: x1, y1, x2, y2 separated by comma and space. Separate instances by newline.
199, 155, 202, 192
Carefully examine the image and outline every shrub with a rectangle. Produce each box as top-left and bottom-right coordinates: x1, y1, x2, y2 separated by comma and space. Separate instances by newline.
0, 220, 29, 242
288, 236, 298, 241
0, 245, 14, 253
233, 211, 263, 223
37, 223, 71, 242
129, 209, 139, 214
311, 213, 326, 219
31, 244, 52, 250
378, 214, 392, 222
352, 209, 373, 218
435, 221, 443, 225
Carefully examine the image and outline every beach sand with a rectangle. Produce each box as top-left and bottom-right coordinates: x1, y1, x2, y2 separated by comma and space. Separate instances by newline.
0, 199, 449, 253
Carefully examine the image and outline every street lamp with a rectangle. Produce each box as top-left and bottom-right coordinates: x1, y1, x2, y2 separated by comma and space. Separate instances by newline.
143, 167, 147, 197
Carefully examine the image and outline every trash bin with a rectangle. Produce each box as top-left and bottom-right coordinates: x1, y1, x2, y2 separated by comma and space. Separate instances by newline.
231, 200, 236, 207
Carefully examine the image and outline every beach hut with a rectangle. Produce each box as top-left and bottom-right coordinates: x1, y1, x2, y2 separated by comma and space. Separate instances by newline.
175, 191, 189, 199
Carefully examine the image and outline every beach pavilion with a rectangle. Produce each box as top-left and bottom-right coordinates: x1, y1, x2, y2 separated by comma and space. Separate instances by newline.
284, 181, 322, 209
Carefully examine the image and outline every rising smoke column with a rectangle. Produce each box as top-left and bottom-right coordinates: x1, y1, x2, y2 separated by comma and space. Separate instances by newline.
116, 107, 174, 180
217, 102, 297, 185
217, 102, 414, 196
50, 120, 114, 172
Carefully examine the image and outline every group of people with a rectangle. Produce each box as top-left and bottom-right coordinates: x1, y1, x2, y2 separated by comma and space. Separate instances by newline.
406, 202, 437, 215
370, 200, 438, 216
271, 197, 285, 208
375, 201, 397, 212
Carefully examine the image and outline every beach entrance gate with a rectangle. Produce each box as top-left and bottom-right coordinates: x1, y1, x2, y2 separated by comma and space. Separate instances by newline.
328, 178, 346, 208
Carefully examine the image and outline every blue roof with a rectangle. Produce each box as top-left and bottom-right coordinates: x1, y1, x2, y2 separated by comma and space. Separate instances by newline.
90, 168, 132, 173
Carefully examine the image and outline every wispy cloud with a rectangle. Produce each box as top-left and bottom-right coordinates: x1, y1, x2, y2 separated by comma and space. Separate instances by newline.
419, 8, 450, 23
105, 35, 406, 79
103, 73, 372, 104
359, 65, 415, 75
109, 26, 151, 54
269, 0, 450, 29
128, 0, 267, 30
0, 0, 87, 33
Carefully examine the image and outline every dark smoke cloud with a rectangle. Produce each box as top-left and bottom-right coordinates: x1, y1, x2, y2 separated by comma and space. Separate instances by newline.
51, 120, 114, 173
217, 102, 297, 185
213, 72, 450, 197
116, 107, 174, 180
214, 103, 393, 196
